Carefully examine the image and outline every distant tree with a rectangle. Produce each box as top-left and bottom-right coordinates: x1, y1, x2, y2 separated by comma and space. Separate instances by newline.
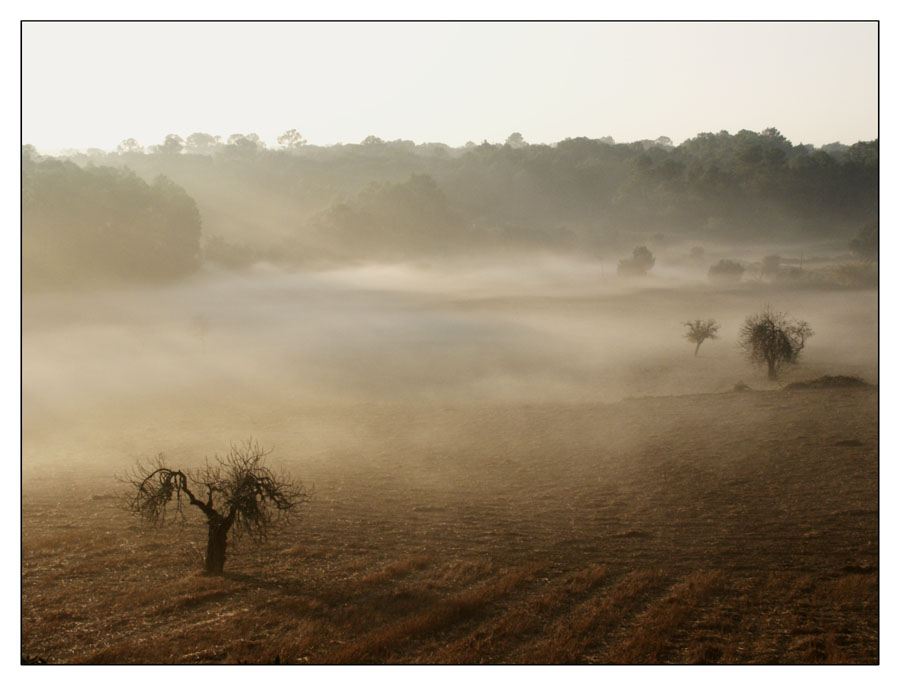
125, 440, 309, 575
185, 132, 221, 154
821, 142, 850, 160
617, 246, 655, 277
708, 259, 745, 284
277, 129, 307, 149
740, 307, 812, 380
117, 138, 144, 154
849, 222, 878, 262
224, 133, 264, 157
22, 144, 39, 162
761, 127, 786, 142
361, 135, 385, 146
843, 140, 878, 167
505, 132, 527, 149
155, 134, 184, 155
684, 319, 720, 356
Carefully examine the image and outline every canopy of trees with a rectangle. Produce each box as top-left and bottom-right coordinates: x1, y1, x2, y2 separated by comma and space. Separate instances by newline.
22, 148, 202, 290
308, 173, 468, 259
30, 126, 878, 269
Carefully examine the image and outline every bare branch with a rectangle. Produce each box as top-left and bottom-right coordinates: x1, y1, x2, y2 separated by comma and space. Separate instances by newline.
122, 440, 311, 573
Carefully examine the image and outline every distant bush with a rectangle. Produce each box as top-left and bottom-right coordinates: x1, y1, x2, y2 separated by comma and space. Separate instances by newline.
617, 246, 655, 277
708, 259, 745, 283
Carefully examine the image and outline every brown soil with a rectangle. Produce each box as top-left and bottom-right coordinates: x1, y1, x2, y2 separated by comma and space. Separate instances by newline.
21, 386, 877, 664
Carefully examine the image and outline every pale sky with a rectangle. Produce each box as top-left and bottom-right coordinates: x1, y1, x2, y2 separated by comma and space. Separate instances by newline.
22, 21, 878, 152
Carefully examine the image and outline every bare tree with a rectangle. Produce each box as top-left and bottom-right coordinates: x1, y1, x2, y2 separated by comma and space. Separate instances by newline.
740, 307, 813, 380
684, 319, 719, 356
124, 440, 309, 575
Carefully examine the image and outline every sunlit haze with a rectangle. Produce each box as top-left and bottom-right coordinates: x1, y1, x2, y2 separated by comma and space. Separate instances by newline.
23, 21, 877, 152
20, 16, 882, 666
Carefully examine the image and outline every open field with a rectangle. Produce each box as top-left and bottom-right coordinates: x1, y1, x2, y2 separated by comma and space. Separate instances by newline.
22, 267, 878, 664
22, 386, 877, 664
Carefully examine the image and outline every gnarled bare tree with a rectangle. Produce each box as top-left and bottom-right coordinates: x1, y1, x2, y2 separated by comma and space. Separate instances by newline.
740, 307, 813, 380
684, 319, 720, 356
125, 440, 309, 575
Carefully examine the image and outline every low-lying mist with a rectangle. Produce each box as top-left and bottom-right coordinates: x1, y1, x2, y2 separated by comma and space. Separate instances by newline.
22, 256, 877, 480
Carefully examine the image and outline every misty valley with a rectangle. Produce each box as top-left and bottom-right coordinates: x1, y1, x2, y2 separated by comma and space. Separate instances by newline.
21, 130, 877, 664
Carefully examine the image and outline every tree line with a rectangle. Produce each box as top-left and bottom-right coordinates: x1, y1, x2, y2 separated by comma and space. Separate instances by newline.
23, 126, 878, 285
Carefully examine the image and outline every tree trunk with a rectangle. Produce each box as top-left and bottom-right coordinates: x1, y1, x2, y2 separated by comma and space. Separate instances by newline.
767, 358, 777, 380
694, 341, 701, 356
205, 518, 230, 575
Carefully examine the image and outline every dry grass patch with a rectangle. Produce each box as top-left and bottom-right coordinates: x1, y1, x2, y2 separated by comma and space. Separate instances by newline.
605, 570, 727, 663
432, 563, 610, 663
358, 554, 432, 584
524, 568, 669, 664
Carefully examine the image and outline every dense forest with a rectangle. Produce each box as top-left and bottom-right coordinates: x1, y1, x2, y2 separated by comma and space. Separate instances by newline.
22, 128, 878, 288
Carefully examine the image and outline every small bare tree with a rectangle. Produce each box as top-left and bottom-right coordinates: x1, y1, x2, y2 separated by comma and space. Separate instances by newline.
740, 307, 813, 380
684, 319, 719, 356
125, 440, 309, 575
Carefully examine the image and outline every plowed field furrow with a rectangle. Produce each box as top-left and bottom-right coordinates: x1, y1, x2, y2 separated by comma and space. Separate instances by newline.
21, 387, 878, 664
422, 563, 611, 663
512, 568, 671, 664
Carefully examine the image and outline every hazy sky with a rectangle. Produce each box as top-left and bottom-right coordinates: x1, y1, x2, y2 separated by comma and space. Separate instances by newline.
22, 21, 877, 152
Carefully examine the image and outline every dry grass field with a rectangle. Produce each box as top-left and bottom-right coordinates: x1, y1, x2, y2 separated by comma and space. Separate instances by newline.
22, 384, 877, 664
